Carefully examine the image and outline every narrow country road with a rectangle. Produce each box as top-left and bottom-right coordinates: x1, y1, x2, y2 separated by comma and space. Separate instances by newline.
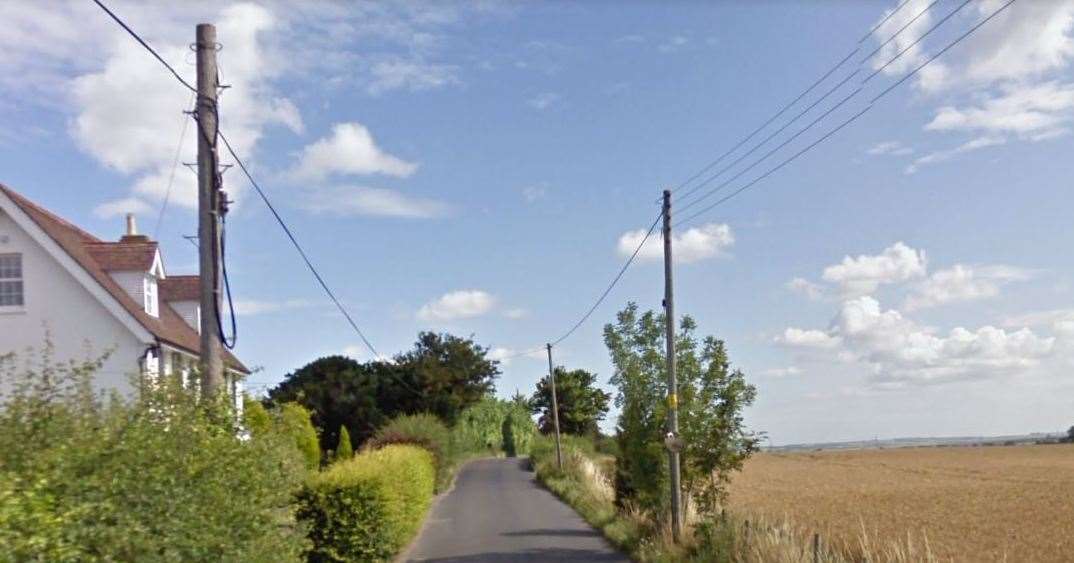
402, 458, 630, 563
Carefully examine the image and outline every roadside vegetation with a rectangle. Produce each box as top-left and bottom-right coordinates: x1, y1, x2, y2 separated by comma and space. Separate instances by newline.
0, 331, 535, 563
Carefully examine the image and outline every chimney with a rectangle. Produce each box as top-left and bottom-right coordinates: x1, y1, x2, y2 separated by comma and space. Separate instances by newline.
120, 213, 150, 243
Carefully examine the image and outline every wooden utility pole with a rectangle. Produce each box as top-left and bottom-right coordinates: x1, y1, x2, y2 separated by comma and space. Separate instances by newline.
545, 343, 564, 469
662, 189, 683, 542
196, 23, 224, 395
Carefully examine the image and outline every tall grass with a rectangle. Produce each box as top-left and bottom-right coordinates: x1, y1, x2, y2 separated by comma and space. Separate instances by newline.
531, 435, 941, 563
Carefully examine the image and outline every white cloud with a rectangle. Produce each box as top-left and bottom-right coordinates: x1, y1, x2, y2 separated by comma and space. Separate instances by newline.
290, 122, 417, 182
786, 277, 824, 301
93, 197, 153, 219
905, 264, 1034, 310
301, 185, 449, 219
762, 366, 802, 377
417, 290, 496, 322
527, 92, 561, 110
658, 35, 689, 53
503, 308, 529, 319
783, 295, 1057, 386
233, 298, 315, 316
821, 242, 927, 297
1003, 308, 1074, 329
63, 3, 304, 213
905, 135, 1006, 174
776, 328, 842, 349
868, 0, 937, 84
866, 140, 913, 156
367, 58, 459, 96
925, 82, 1074, 139
618, 222, 734, 264
522, 185, 547, 203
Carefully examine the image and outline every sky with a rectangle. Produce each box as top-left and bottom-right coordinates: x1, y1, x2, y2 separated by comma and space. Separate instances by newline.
2, 0, 1073, 445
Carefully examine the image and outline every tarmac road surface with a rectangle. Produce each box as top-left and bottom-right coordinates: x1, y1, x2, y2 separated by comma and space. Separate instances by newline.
402, 457, 630, 563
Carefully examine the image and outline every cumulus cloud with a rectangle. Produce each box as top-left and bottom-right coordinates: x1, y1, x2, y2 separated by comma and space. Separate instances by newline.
924, 82, 1074, 140
762, 366, 802, 377
776, 328, 842, 349
786, 277, 825, 301
290, 122, 417, 182
417, 290, 496, 322
782, 296, 1056, 386
904, 264, 1034, 310
301, 185, 449, 219
821, 242, 927, 297
618, 223, 734, 264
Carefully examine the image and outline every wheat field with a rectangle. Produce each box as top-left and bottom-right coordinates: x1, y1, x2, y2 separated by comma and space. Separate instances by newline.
727, 444, 1074, 562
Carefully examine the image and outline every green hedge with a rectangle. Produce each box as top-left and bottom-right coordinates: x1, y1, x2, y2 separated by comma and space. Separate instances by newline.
297, 444, 435, 562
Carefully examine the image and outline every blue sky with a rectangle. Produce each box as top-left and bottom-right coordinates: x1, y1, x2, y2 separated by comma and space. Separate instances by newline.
3, 1, 1073, 444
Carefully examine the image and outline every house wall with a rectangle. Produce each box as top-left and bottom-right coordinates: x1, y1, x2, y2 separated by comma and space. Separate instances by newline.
169, 300, 199, 331
0, 208, 147, 396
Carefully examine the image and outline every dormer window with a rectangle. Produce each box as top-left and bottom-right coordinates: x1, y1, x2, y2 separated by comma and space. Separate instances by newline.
0, 253, 23, 308
144, 275, 158, 317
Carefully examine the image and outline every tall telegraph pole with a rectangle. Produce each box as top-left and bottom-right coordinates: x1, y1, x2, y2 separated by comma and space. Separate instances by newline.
196, 23, 224, 395
545, 343, 564, 469
662, 189, 683, 542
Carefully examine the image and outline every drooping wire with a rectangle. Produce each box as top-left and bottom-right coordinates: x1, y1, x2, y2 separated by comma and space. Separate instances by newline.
550, 211, 662, 347
668, 0, 920, 199
153, 92, 195, 240
90, 0, 196, 93
216, 213, 238, 349
676, 0, 983, 217
496, 210, 662, 359
674, 0, 1018, 229
216, 131, 381, 360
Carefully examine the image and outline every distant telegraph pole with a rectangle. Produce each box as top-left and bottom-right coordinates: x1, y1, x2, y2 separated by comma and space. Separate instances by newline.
545, 343, 564, 469
662, 189, 683, 542
196, 23, 225, 395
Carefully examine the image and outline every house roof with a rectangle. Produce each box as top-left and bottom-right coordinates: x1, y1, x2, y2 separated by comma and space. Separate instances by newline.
160, 275, 200, 301
0, 185, 248, 374
85, 241, 159, 272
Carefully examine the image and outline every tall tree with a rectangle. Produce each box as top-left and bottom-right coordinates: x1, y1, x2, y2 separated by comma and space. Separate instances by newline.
393, 332, 499, 425
266, 332, 500, 452
604, 302, 760, 516
530, 367, 611, 436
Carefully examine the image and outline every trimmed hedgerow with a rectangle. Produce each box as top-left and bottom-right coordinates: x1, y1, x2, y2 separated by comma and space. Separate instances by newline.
297, 444, 435, 562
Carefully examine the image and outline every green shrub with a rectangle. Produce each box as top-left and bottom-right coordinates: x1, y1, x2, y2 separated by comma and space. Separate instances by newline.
454, 396, 506, 452
281, 402, 321, 470
502, 402, 536, 457
243, 395, 273, 437
368, 413, 456, 491
335, 425, 353, 460
297, 444, 435, 562
0, 348, 309, 562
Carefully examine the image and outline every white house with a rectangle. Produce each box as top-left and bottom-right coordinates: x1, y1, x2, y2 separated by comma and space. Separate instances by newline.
0, 184, 248, 407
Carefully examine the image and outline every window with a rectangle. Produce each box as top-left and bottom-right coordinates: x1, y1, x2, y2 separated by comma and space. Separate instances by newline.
143, 275, 158, 317
0, 253, 23, 308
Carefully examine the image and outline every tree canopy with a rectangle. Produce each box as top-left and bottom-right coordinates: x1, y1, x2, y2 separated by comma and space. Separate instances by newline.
530, 367, 611, 436
266, 332, 499, 451
604, 302, 760, 515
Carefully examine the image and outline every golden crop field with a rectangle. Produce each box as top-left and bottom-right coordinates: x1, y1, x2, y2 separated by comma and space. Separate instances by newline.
727, 444, 1074, 562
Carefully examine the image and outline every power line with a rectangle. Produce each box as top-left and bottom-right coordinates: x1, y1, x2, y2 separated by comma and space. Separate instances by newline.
859, 0, 942, 65
551, 211, 662, 347
676, 0, 982, 218
871, 0, 1016, 104
495, 210, 662, 359
90, 0, 196, 93
153, 93, 195, 240
216, 131, 381, 360
669, 0, 920, 199
674, 0, 1018, 229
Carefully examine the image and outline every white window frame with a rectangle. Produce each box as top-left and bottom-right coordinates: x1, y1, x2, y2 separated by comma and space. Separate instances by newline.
0, 253, 24, 312
143, 275, 158, 317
